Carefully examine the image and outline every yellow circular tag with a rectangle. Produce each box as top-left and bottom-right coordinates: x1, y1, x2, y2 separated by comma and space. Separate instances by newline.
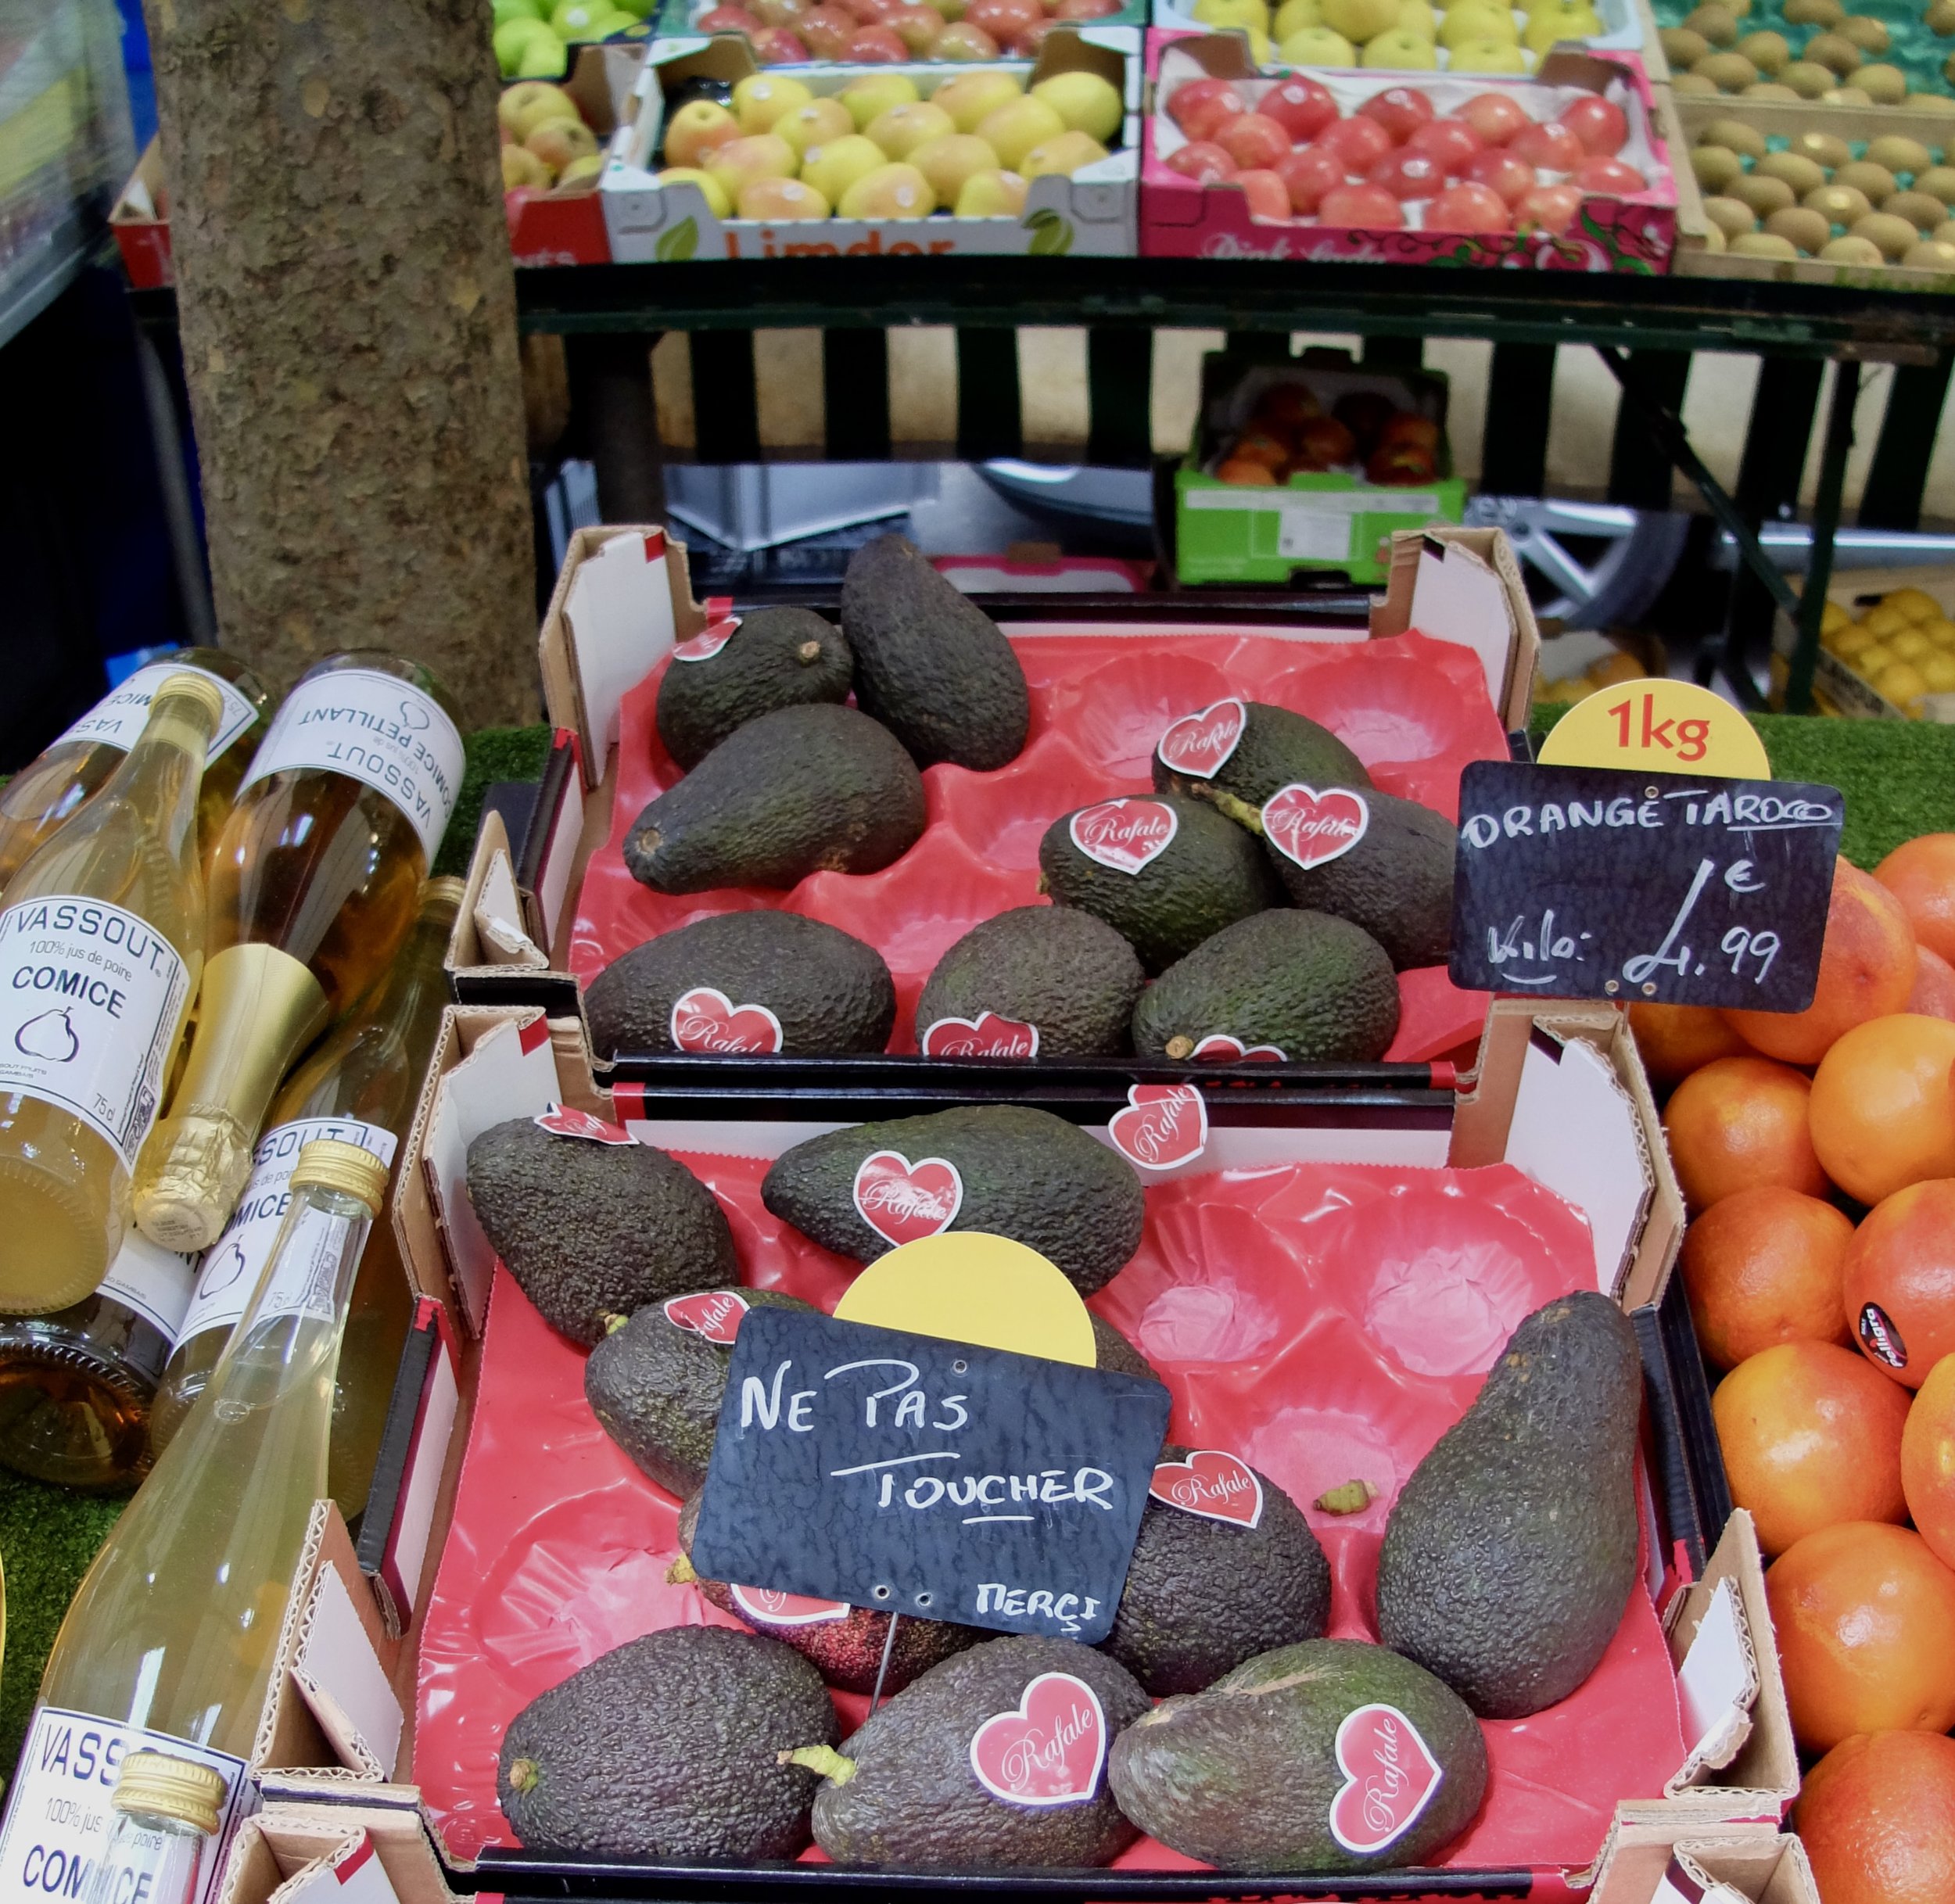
833, 1233, 1096, 1367
1537, 679, 1770, 781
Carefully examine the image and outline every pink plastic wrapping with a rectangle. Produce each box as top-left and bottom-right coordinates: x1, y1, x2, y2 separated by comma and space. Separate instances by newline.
415, 1146, 1687, 1875
568, 630, 1503, 1060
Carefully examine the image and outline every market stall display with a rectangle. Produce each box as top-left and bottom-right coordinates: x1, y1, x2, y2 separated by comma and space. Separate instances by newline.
1152, 0, 1659, 69
1655, 0, 1955, 104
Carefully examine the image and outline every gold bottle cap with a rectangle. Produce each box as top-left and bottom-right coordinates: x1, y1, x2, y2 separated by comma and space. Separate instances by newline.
153, 670, 228, 728
291, 1138, 389, 1213
111, 1752, 226, 1834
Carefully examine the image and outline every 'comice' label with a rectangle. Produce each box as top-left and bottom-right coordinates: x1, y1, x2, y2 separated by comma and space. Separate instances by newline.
56, 662, 260, 765
0, 899, 188, 1173
240, 668, 462, 864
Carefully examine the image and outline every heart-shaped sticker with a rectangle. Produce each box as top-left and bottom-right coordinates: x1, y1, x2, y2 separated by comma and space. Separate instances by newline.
1263, 784, 1369, 873
920, 1012, 1041, 1060
730, 1583, 850, 1626
1191, 1034, 1287, 1063
1150, 1450, 1264, 1528
1069, 798, 1178, 876
968, 1672, 1107, 1809
669, 986, 784, 1056
662, 1289, 750, 1346
1327, 1703, 1444, 1856
1156, 697, 1247, 779
533, 1103, 636, 1145
1108, 1084, 1207, 1171
673, 615, 740, 662
853, 1150, 964, 1247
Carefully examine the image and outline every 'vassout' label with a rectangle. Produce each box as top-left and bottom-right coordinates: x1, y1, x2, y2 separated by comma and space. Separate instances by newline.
240, 668, 462, 863
56, 662, 259, 765
99, 1233, 196, 1346
0, 898, 188, 1172
0, 1708, 250, 1904
178, 1117, 396, 1346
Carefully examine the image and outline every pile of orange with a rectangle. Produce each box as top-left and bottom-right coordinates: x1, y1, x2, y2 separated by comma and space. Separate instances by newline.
1633, 835, 1955, 1902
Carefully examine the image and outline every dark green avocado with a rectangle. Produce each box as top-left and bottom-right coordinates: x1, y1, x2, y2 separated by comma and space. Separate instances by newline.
585, 912, 895, 1059
1374, 1290, 1641, 1719
1153, 701, 1370, 810
916, 906, 1145, 1057
497, 1624, 837, 1859
623, 702, 925, 894
465, 1117, 736, 1343
655, 607, 853, 769
1090, 1313, 1160, 1386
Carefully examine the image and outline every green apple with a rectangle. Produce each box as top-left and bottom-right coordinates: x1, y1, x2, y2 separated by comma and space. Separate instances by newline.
799, 133, 888, 205
494, 16, 555, 74
776, 97, 855, 155
866, 100, 956, 159
1277, 23, 1356, 58
930, 70, 1023, 131
513, 28, 569, 73
733, 73, 814, 132
1030, 70, 1123, 142
662, 98, 740, 167
975, 95, 1065, 170
500, 79, 578, 138
839, 73, 920, 130
1437, 0, 1516, 43
493, 0, 547, 27
910, 131, 1002, 202
1398, 0, 1437, 35
838, 160, 936, 218
1020, 129, 1107, 177
655, 166, 734, 217
1272, 0, 1319, 34
1361, 23, 1437, 59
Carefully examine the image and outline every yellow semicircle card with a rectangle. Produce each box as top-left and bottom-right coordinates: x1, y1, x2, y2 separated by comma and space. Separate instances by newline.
1537, 679, 1770, 781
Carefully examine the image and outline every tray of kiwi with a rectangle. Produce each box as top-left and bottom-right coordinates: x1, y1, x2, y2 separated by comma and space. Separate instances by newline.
1656, 0, 1955, 106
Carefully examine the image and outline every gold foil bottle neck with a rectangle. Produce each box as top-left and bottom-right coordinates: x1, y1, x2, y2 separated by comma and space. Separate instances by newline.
289, 1139, 389, 1214
132, 1108, 255, 1253
112, 1751, 226, 1833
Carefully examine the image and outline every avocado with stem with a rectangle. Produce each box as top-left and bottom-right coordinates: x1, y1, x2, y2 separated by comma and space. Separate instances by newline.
916, 905, 1145, 1056
1153, 701, 1370, 810
656, 607, 853, 769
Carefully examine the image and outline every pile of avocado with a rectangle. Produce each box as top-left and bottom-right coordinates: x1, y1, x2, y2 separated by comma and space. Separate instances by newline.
591, 537, 1458, 1064
466, 1106, 1645, 1877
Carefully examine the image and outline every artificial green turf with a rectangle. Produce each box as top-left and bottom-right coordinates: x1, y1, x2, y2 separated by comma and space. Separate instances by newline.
432, 725, 555, 879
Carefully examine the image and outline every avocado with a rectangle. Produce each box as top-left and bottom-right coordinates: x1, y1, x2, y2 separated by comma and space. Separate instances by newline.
1153, 701, 1371, 809
1107, 1638, 1487, 1874
1374, 1290, 1641, 1719
1103, 1449, 1329, 1697
791, 1635, 1149, 1867
586, 912, 896, 1059
1090, 1313, 1160, 1386
497, 1624, 837, 1859
623, 703, 925, 895
916, 906, 1145, 1057
586, 1288, 816, 1497
673, 1490, 982, 1696
656, 608, 853, 769
465, 1117, 736, 1343
762, 1106, 1144, 1296
839, 534, 1028, 771
1252, 786, 1456, 972
1131, 909, 1400, 1064
1038, 793, 1284, 977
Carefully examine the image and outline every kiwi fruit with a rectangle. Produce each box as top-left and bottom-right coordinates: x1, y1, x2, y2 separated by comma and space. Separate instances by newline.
1807, 181, 1874, 223
1938, 217, 1955, 245
1857, 63, 1907, 102
1947, 49, 1955, 84
1766, 206, 1832, 252
1698, 48, 1760, 84
1684, 2, 1739, 38
1920, 167, 1955, 205
1700, 218, 1729, 251
1792, 129, 1853, 169
1934, 0, 1955, 32
1818, 234, 1885, 263
1838, 13, 1889, 49
1910, 91, 1955, 113
1742, 79, 1801, 95
1838, 160, 1898, 200
1730, 231, 1800, 258
1903, 238, 1955, 268
1853, 211, 1921, 258
1781, 0, 1842, 22
1823, 83, 1874, 103
1703, 195, 1760, 238
1867, 136, 1934, 177
1703, 116, 1768, 158
1736, 27, 1790, 66
1781, 58, 1837, 93
1663, 25, 1712, 60
1885, 190, 1948, 231
1692, 145, 1746, 191
1673, 70, 1721, 91
1759, 152, 1828, 195
1732, 172, 1796, 215
1806, 29, 1861, 68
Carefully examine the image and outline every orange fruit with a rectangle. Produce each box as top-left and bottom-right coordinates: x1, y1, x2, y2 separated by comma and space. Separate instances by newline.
1712, 1340, 1909, 1554
1841, 1178, 1955, 1389
1627, 1001, 1749, 1084
1909, 944, 1955, 1021
1661, 1054, 1830, 1212
1809, 1014, 1955, 1206
1796, 1730, 1955, 1904
1766, 1520, 1955, 1752
1877, 832, 1955, 965
1725, 859, 1917, 1065
1679, 1186, 1853, 1368
1902, 1354, 1955, 1571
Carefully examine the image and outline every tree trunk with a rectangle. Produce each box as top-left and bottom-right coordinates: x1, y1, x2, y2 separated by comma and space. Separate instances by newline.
142, 0, 536, 729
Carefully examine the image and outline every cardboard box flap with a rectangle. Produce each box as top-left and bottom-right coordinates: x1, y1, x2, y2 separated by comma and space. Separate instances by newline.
291, 1567, 406, 1779
1586, 1824, 1819, 1904
1376, 525, 1540, 731
544, 527, 681, 778
217, 1809, 463, 1904
453, 810, 547, 971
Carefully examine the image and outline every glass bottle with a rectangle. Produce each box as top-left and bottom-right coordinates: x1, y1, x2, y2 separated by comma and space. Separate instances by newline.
149, 876, 463, 1522
78, 1752, 230, 1904
132, 653, 464, 1255
0, 676, 221, 1314
0, 651, 273, 896
0, 1141, 389, 1893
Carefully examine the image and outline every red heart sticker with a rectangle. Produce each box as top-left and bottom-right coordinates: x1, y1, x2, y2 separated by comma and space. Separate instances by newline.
1108, 1084, 1207, 1171
1263, 784, 1369, 873
852, 1150, 964, 1246
730, 1583, 850, 1626
1069, 798, 1178, 876
1328, 1703, 1444, 1856
669, 986, 784, 1055
968, 1672, 1107, 1809
673, 616, 740, 662
662, 1289, 750, 1346
1191, 1034, 1287, 1063
1150, 1450, 1264, 1528
1156, 697, 1247, 779
533, 1103, 636, 1145
920, 1012, 1041, 1059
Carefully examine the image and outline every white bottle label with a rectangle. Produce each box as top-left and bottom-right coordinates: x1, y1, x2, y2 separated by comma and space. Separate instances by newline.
0, 899, 189, 1173
99, 1234, 196, 1341
0, 1708, 250, 1904
239, 668, 463, 864
55, 662, 260, 765
178, 1117, 395, 1346
256, 1202, 357, 1325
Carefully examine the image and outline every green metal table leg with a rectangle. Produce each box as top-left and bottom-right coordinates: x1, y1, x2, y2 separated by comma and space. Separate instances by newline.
1785, 360, 1860, 717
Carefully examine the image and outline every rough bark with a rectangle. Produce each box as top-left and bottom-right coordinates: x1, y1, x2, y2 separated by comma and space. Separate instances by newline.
143, 0, 536, 727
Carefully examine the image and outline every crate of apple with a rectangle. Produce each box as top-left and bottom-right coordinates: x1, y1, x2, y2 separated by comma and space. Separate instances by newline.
1213, 384, 1444, 484
690, 0, 1129, 66
1159, 70, 1648, 232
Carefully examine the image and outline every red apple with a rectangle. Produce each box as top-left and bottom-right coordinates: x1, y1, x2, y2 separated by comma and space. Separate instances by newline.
929, 18, 998, 50
1261, 75, 1337, 143
1559, 95, 1628, 156
1516, 181, 1581, 231
1509, 120, 1585, 174
1168, 78, 1247, 139
964, 0, 1042, 38
843, 23, 909, 55
1238, 168, 1292, 221
884, 3, 943, 46
1291, 414, 1358, 467
1166, 139, 1238, 182
1316, 113, 1393, 173
1573, 154, 1645, 195
1454, 91, 1528, 146
1216, 111, 1292, 170
1275, 142, 1347, 212
755, 0, 811, 20
1368, 146, 1445, 199
1009, 16, 1061, 48
1359, 84, 1435, 143
698, 4, 763, 26
797, 4, 856, 50
1404, 117, 1483, 176
752, 24, 810, 55
1318, 181, 1404, 227
1462, 147, 1536, 204
1426, 181, 1511, 231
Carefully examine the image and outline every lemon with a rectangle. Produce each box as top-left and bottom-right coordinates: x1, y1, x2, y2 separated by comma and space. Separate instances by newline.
1884, 586, 1943, 622
1924, 652, 1955, 693
1877, 660, 1929, 709
1890, 627, 1933, 662
1819, 598, 1852, 635
1853, 641, 1895, 677
1860, 601, 1911, 637
1923, 618, 1955, 648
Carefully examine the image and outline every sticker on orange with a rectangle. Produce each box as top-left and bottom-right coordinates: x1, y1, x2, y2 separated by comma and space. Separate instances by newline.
920, 1012, 1040, 1060
663, 1289, 750, 1345
852, 1150, 964, 1247
1108, 1084, 1207, 1171
533, 1103, 636, 1145
668, 986, 784, 1055
1150, 1450, 1263, 1529
968, 1672, 1107, 1808
1263, 783, 1368, 872
1157, 697, 1247, 779
1328, 1703, 1444, 1856
1859, 1301, 1908, 1371
1069, 798, 1178, 875
730, 1583, 849, 1626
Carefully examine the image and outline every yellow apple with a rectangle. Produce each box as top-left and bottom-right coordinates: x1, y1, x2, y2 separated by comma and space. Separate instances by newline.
800, 133, 889, 205
930, 70, 1024, 131
556, 152, 605, 188
663, 99, 740, 168
1322, 0, 1401, 41
976, 95, 1067, 170
866, 100, 956, 158
500, 80, 578, 138
1398, 0, 1438, 35
1277, 23, 1357, 57
655, 166, 734, 217
1191, 0, 1270, 27
840, 73, 920, 130
838, 160, 937, 217
1020, 129, 1109, 176
955, 168, 1028, 215
1031, 70, 1124, 141
502, 144, 553, 188
526, 116, 599, 172
1362, 23, 1438, 57
1446, 32, 1528, 63
705, 132, 798, 203
732, 74, 815, 133
1438, 0, 1516, 42
1273, 0, 1320, 34
910, 131, 1005, 202
775, 97, 855, 155
738, 177, 831, 218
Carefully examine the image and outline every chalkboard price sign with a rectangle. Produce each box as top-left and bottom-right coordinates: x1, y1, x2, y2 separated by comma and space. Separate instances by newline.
689, 1306, 1171, 1646
1449, 761, 1844, 1012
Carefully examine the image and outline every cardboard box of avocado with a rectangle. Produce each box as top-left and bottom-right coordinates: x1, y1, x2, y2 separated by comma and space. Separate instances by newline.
221, 995, 1795, 1902
445, 522, 1536, 1070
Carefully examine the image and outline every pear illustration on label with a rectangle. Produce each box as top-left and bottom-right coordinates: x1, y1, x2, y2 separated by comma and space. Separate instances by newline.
201, 1240, 249, 1300
16, 1008, 80, 1063
398, 697, 431, 730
